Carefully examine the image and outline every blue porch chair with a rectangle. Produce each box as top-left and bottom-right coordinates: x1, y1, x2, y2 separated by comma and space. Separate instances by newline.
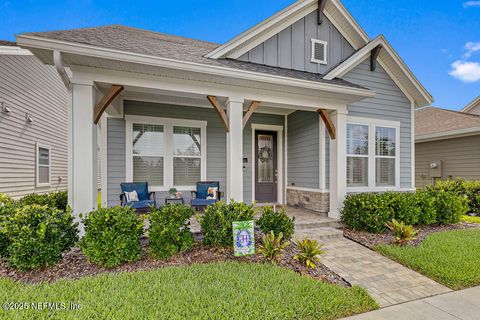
191, 181, 223, 211
120, 182, 156, 213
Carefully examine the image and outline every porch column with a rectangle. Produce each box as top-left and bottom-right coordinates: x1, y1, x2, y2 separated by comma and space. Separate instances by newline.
329, 109, 347, 219
226, 98, 244, 202
69, 83, 98, 235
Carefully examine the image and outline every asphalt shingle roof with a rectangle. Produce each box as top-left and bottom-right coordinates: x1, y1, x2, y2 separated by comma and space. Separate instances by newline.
22, 25, 367, 90
415, 106, 480, 136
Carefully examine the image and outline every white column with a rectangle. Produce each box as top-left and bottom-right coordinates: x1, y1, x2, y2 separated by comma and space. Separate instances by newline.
69, 83, 98, 235
226, 98, 244, 202
329, 109, 347, 219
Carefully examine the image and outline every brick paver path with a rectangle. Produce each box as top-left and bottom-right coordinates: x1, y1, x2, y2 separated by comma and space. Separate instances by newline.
295, 232, 451, 307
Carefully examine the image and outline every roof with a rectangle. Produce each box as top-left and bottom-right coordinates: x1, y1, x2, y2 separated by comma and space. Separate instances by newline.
461, 96, 480, 113
415, 107, 480, 138
18, 25, 367, 90
0, 40, 17, 46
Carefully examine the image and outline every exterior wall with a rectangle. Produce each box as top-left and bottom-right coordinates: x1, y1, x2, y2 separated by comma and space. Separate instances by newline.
287, 111, 319, 189
106, 100, 286, 206
238, 11, 354, 75
0, 53, 68, 198
287, 189, 329, 214
343, 60, 413, 188
416, 135, 480, 188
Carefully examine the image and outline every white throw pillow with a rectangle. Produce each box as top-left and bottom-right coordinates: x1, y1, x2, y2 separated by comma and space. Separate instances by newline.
125, 190, 139, 202
206, 187, 218, 200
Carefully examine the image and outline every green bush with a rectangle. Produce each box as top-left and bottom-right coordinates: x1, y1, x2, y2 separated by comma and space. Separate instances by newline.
415, 190, 437, 225
386, 219, 419, 246
341, 193, 395, 233
80, 206, 144, 268
431, 191, 468, 224
18, 191, 68, 211
388, 192, 421, 225
463, 181, 480, 214
199, 200, 255, 247
0, 193, 14, 258
2, 204, 78, 271
257, 206, 295, 240
149, 204, 194, 260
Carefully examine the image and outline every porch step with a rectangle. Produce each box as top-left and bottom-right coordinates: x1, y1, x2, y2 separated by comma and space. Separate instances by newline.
295, 227, 344, 240
295, 219, 345, 230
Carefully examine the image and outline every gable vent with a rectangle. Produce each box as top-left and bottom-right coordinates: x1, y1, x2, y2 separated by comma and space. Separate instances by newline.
311, 39, 328, 65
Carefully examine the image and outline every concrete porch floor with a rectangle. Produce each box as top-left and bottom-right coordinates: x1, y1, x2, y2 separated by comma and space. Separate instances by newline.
189, 205, 342, 234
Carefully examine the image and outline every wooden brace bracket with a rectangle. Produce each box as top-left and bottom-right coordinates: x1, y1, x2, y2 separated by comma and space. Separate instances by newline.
242, 101, 260, 128
318, 109, 336, 140
207, 95, 230, 132
93, 84, 124, 124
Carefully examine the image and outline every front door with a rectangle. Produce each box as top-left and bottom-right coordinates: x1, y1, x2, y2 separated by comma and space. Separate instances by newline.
255, 131, 277, 203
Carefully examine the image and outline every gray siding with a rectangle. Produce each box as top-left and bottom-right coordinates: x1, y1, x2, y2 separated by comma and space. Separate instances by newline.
416, 135, 480, 188
107, 118, 126, 207
343, 60, 413, 188
465, 104, 480, 116
0, 54, 68, 198
238, 11, 354, 74
287, 111, 319, 188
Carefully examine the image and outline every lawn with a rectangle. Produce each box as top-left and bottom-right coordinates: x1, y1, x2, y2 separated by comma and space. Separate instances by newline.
0, 261, 377, 319
376, 229, 480, 290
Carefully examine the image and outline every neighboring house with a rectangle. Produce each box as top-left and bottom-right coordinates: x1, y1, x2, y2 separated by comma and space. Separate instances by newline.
16, 0, 432, 227
415, 97, 480, 188
0, 40, 69, 198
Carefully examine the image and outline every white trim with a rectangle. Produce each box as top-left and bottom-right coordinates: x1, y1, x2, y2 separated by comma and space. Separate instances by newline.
461, 96, 480, 113
0, 45, 32, 55
125, 115, 207, 192
100, 115, 109, 207
411, 100, 415, 189
287, 186, 329, 193
347, 187, 415, 193
36, 143, 51, 188
416, 127, 480, 143
251, 124, 284, 204
311, 39, 328, 65
319, 117, 327, 190
17, 35, 375, 99
284, 115, 288, 203
346, 116, 401, 191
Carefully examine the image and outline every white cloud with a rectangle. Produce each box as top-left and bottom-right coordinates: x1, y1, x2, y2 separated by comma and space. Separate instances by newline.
449, 60, 480, 83
464, 42, 480, 58
463, 1, 480, 7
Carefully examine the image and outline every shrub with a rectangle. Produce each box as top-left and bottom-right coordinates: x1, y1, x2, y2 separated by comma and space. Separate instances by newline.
258, 231, 290, 264
431, 191, 468, 224
341, 193, 395, 233
257, 207, 295, 240
149, 205, 194, 260
0, 193, 14, 258
386, 219, 419, 246
18, 191, 68, 211
2, 205, 78, 271
80, 206, 144, 268
199, 200, 255, 247
415, 190, 437, 225
293, 237, 325, 269
388, 192, 421, 225
462, 181, 480, 214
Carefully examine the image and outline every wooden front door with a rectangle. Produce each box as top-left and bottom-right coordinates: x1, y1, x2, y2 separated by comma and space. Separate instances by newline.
255, 131, 277, 203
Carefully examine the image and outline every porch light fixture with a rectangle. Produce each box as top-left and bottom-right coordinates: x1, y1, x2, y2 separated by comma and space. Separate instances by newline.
1, 101, 11, 114
25, 112, 33, 124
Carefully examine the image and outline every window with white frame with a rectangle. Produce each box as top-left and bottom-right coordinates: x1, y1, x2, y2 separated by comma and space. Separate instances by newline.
36, 143, 51, 186
346, 118, 400, 190
127, 116, 207, 190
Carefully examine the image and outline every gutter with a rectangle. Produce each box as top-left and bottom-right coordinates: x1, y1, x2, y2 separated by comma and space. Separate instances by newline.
53, 50, 71, 88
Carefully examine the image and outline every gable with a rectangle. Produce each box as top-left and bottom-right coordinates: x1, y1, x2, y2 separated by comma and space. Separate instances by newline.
236, 10, 355, 75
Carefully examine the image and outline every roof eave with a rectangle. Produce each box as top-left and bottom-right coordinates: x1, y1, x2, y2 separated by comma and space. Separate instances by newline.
416, 126, 480, 143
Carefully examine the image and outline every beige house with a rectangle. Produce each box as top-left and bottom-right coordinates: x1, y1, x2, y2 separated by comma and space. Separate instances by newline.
415, 96, 480, 188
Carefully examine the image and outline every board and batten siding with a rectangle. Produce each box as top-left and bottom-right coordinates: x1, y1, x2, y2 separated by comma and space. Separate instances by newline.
416, 135, 480, 188
106, 100, 285, 206
0, 54, 68, 198
342, 60, 413, 188
238, 11, 354, 75
287, 111, 320, 189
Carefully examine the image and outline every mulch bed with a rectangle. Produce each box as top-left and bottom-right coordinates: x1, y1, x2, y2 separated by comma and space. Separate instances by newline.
0, 234, 350, 287
343, 222, 480, 249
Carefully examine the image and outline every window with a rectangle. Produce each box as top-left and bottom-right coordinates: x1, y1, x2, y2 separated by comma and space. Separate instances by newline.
126, 116, 207, 191
375, 127, 396, 186
346, 124, 368, 187
36, 143, 51, 187
311, 39, 328, 64
346, 117, 400, 190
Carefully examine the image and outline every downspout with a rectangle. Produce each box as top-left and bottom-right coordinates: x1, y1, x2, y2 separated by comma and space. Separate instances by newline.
53, 50, 71, 88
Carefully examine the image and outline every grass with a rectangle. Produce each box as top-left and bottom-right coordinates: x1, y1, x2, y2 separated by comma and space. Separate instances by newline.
0, 261, 377, 319
460, 215, 480, 224
376, 229, 480, 290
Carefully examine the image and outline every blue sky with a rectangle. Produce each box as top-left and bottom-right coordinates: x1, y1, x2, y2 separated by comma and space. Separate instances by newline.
1, 0, 479, 110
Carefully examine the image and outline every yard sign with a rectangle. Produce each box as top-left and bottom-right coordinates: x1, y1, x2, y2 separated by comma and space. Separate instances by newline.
233, 221, 255, 256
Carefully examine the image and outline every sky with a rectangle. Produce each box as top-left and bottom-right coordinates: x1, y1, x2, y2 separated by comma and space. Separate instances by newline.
0, 0, 479, 110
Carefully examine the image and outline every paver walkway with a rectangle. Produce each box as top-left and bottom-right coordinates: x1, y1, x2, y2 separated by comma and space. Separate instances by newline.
343, 285, 480, 319
295, 230, 451, 307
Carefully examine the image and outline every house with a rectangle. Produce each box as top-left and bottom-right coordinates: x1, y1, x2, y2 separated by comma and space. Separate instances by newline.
415, 97, 480, 188
15, 0, 432, 231
0, 40, 69, 198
